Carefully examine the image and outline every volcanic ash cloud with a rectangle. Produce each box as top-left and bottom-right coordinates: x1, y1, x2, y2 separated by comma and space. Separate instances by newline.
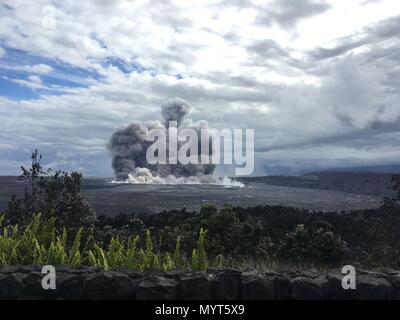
108, 98, 243, 187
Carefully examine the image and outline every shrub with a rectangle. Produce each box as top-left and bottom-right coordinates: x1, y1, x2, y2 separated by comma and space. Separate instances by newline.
5, 150, 95, 229
277, 224, 348, 266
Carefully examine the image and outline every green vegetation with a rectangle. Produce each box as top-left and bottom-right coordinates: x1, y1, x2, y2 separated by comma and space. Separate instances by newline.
95, 178, 400, 270
1, 150, 400, 271
0, 213, 209, 271
4, 150, 95, 229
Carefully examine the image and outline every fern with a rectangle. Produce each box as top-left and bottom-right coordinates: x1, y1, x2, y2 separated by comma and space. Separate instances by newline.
145, 229, 154, 267
163, 252, 174, 272
126, 235, 139, 269
0, 213, 212, 272
68, 228, 83, 268
107, 236, 125, 268
191, 249, 198, 271
93, 243, 109, 270
192, 228, 208, 271
173, 236, 184, 269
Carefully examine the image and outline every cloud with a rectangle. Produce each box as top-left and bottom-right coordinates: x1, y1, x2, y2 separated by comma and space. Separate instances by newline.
308, 15, 400, 61
9, 75, 45, 89
0, 63, 54, 74
30, 64, 53, 74
362, 0, 385, 5
27, 75, 42, 84
0, 0, 399, 176
256, 0, 332, 29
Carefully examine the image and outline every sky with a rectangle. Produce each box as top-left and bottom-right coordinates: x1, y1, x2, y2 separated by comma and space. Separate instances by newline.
0, 0, 400, 177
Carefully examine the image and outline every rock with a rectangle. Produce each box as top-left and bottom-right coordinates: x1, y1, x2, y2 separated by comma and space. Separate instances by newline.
300, 271, 319, 279
207, 267, 241, 275
290, 277, 326, 300
61, 274, 85, 300
73, 266, 100, 274
112, 273, 137, 299
164, 270, 182, 281
84, 272, 135, 300
0, 266, 398, 300
358, 269, 391, 279
354, 275, 391, 300
122, 270, 144, 279
17, 264, 43, 273
23, 271, 59, 299
178, 272, 213, 300
389, 273, 400, 299
324, 272, 355, 300
0, 265, 21, 274
212, 270, 241, 300
241, 270, 275, 300
270, 274, 290, 300
54, 264, 73, 273
136, 276, 178, 300
0, 273, 25, 299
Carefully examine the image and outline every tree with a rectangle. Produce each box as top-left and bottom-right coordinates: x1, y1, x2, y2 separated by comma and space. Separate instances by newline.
382, 174, 400, 208
5, 150, 96, 229
276, 224, 348, 266
391, 175, 400, 201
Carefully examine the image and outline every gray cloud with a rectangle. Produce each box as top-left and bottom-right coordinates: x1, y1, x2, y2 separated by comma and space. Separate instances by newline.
256, 0, 331, 29
309, 15, 400, 62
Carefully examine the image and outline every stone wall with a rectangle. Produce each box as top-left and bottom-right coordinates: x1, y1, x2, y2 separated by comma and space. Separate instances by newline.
0, 265, 399, 300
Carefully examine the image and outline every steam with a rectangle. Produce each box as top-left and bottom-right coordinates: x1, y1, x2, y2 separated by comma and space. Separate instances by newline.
108, 98, 243, 187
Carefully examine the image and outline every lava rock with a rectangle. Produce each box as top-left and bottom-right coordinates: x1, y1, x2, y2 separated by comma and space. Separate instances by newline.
23, 271, 59, 299
61, 274, 85, 300
241, 270, 275, 300
389, 273, 400, 299
354, 275, 391, 300
136, 276, 178, 300
212, 270, 241, 300
0, 265, 21, 274
84, 272, 135, 300
324, 272, 355, 300
269, 274, 290, 300
0, 273, 25, 299
290, 277, 326, 300
178, 272, 213, 300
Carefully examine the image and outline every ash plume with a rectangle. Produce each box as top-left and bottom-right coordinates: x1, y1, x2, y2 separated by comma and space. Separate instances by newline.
108, 98, 241, 185
161, 98, 189, 127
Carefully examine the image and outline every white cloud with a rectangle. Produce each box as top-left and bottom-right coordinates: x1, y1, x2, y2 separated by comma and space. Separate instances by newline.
9, 75, 45, 89
27, 75, 42, 84
30, 64, 53, 74
0, 63, 54, 74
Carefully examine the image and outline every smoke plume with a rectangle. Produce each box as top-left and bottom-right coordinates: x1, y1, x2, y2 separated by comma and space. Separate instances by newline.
161, 98, 189, 127
108, 98, 242, 186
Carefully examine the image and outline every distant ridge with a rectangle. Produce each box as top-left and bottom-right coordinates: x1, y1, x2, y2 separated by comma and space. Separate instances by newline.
319, 165, 400, 174
238, 170, 396, 197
